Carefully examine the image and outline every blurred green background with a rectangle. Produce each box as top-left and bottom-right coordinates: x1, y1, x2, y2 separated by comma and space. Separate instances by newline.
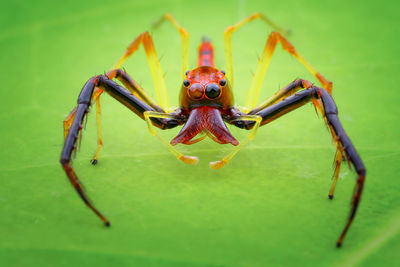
1, 0, 399, 266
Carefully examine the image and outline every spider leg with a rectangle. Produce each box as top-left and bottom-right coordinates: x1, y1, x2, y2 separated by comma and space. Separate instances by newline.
61, 77, 109, 225
210, 79, 312, 169
106, 69, 196, 163
244, 31, 332, 112
65, 87, 104, 165
112, 32, 170, 111
224, 13, 331, 112
151, 13, 189, 78
248, 79, 313, 114
329, 142, 344, 199
63, 107, 77, 140
248, 80, 346, 199
144, 111, 198, 164
91, 92, 103, 164
90, 68, 168, 164
107, 69, 163, 112
60, 75, 182, 225
224, 12, 288, 87
210, 115, 261, 169
237, 81, 365, 247
248, 79, 345, 199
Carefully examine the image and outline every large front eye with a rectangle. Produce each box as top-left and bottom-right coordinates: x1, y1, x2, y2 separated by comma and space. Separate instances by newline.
188, 83, 203, 99
205, 83, 221, 99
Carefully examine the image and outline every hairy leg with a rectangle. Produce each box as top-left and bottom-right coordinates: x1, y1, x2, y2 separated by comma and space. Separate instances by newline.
224, 12, 288, 87
242, 82, 365, 247
243, 31, 332, 112
152, 13, 189, 78
60, 75, 181, 225
112, 32, 170, 111
210, 114, 262, 169
144, 111, 198, 164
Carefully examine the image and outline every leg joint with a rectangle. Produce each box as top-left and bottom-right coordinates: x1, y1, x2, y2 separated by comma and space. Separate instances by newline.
316, 87, 338, 115
60, 158, 69, 165
77, 76, 99, 105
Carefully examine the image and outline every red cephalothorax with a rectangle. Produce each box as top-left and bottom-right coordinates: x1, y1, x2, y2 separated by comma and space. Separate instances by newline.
175, 41, 236, 146
60, 13, 366, 248
179, 66, 233, 109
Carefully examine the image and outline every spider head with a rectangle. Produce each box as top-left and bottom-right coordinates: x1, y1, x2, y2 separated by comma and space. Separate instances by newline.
179, 66, 233, 110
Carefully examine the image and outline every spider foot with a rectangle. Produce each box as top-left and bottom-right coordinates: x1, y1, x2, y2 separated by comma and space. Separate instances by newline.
91, 159, 98, 165
178, 155, 198, 164
209, 159, 228, 170
328, 194, 334, 200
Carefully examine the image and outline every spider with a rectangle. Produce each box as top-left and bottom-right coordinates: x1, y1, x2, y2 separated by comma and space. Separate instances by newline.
60, 13, 366, 247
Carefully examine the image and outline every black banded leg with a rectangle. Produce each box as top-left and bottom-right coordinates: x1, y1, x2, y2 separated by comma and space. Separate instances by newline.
60, 77, 110, 226
250, 81, 344, 200
243, 83, 365, 247
248, 83, 362, 201
91, 68, 166, 164
249, 79, 314, 114
107, 69, 164, 112
98, 76, 180, 128
60, 75, 180, 226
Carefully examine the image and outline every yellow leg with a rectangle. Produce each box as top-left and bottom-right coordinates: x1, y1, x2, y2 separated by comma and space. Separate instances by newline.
152, 13, 189, 79
106, 69, 162, 112
243, 32, 332, 113
64, 86, 105, 163
63, 107, 77, 140
113, 32, 170, 111
250, 79, 314, 114
143, 111, 198, 164
328, 136, 344, 199
91, 94, 103, 164
224, 12, 288, 88
210, 115, 262, 169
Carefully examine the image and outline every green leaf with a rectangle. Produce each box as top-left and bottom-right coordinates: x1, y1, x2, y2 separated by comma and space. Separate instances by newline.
1, 0, 399, 266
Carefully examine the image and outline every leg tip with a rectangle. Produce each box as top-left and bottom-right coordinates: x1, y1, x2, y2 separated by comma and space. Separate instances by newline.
328, 194, 334, 200
179, 156, 198, 165
336, 242, 342, 248
209, 160, 227, 170
105, 221, 110, 227
91, 159, 98, 165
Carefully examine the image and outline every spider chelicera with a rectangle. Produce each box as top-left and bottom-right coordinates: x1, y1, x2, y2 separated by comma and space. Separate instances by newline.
60, 13, 366, 247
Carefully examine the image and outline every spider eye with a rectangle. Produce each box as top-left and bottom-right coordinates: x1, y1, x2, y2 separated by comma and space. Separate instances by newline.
205, 83, 221, 99
183, 79, 190, 87
221, 70, 225, 75
219, 79, 226, 86
188, 83, 203, 99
